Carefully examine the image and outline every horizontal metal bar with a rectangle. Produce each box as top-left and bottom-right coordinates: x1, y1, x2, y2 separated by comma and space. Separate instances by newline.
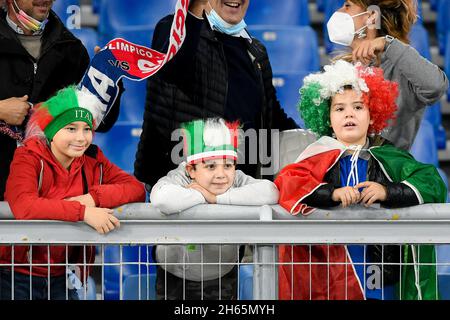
2, 219, 450, 244
2, 202, 450, 221
1, 202, 450, 244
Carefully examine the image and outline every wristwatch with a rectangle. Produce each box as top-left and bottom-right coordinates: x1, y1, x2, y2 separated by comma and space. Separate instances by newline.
384, 35, 395, 50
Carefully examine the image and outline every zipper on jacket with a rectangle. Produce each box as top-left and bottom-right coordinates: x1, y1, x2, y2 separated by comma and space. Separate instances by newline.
33, 62, 37, 75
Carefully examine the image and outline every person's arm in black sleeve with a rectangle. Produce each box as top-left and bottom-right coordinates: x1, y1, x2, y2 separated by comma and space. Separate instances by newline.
95, 80, 124, 132
74, 43, 90, 83
153, 12, 204, 82
302, 184, 340, 208
381, 182, 420, 208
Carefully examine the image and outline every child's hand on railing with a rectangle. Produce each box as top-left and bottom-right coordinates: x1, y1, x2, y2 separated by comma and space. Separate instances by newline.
83, 207, 120, 234
332, 186, 361, 208
355, 182, 388, 207
66, 194, 96, 207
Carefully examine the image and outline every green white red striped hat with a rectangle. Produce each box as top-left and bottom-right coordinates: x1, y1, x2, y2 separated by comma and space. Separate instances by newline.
26, 86, 106, 141
182, 118, 240, 164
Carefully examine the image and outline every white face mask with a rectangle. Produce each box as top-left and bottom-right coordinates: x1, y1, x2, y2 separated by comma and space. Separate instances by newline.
327, 11, 369, 46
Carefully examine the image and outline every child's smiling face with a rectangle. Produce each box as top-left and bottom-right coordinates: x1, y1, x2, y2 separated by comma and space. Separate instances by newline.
50, 121, 92, 168
186, 158, 236, 195
330, 88, 373, 146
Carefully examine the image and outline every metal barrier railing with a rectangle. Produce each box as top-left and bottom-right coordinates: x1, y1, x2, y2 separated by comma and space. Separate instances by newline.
1, 201, 450, 300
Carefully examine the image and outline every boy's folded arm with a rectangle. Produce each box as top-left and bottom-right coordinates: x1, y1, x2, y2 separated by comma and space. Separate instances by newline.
89, 150, 146, 207
216, 178, 279, 206
381, 182, 420, 208
150, 183, 206, 214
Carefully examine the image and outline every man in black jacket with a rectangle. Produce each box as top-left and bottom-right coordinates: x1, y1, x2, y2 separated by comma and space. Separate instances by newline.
0, 0, 120, 200
135, 0, 298, 188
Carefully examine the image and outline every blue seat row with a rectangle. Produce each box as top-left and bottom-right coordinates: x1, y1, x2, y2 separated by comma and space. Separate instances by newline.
94, 122, 142, 174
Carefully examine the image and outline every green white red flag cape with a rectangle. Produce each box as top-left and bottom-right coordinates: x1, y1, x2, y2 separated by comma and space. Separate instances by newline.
275, 136, 447, 300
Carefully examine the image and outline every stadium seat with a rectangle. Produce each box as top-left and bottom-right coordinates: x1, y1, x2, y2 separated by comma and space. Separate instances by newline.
239, 265, 253, 300
424, 103, 447, 150
272, 73, 309, 128
323, 0, 345, 54
94, 122, 143, 173
92, 0, 102, 14
437, 0, 450, 55
410, 119, 439, 167
316, 0, 325, 13
445, 32, 450, 101
98, 0, 177, 45
123, 274, 157, 300
102, 27, 154, 47
117, 79, 147, 123
248, 26, 320, 73
437, 168, 450, 202
409, 23, 431, 60
245, 0, 309, 26
52, 0, 80, 27
430, 0, 440, 11
103, 245, 155, 300
71, 28, 99, 58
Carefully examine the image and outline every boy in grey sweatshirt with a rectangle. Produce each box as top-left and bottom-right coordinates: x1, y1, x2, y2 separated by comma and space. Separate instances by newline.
150, 118, 279, 300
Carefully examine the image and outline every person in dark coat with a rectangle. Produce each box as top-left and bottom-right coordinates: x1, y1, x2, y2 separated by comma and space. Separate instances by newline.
134, 0, 297, 188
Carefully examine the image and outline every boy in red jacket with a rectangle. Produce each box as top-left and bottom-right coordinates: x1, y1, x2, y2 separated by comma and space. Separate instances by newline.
1, 86, 145, 300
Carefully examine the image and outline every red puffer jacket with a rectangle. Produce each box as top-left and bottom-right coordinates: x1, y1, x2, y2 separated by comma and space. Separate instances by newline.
1, 138, 145, 277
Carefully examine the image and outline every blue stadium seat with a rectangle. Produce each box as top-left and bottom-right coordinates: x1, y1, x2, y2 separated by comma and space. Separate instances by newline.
239, 265, 253, 300
52, 0, 80, 26
410, 119, 439, 167
103, 245, 155, 300
94, 122, 142, 173
437, 0, 450, 55
117, 79, 147, 122
98, 0, 177, 44
272, 73, 309, 128
245, 0, 309, 26
437, 168, 450, 202
424, 103, 447, 150
92, 0, 102, 14
316, 0, 325, 12
248, 26, 320, 73
437, 242, 450, 299
445, 32, 450, 101
71, 28, 99, 58
102, 27, 153, 47
123, 274, 157, 300
416, 0, 423, 24
409, 23, 431, 60
430, 0, 440, 11
323, 0, 345, 54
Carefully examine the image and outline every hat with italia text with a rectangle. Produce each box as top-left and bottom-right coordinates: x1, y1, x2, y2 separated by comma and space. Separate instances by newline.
26, 86, 105, 141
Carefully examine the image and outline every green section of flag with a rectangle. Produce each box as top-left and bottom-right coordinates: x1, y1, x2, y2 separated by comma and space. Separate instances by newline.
399, 245, 438, 300
370, 144, 447, 203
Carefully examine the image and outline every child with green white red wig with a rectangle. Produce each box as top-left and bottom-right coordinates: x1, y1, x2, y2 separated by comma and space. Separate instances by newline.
1, 86, 145, 300
150, 117, 279, 300
275, 60, 447, 301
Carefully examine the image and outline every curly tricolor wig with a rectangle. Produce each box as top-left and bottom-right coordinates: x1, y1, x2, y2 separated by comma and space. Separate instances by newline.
298, 60, 398, 137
